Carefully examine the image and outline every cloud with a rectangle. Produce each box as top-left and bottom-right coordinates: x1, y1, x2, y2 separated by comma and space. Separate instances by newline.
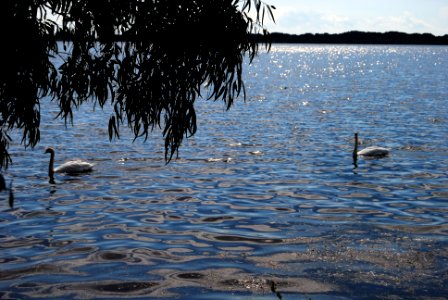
440, 6, 448, 18
360, 12, 435, 34
436, 7, 448, 35
269, 8, 446, 35
270, 10, 355, 34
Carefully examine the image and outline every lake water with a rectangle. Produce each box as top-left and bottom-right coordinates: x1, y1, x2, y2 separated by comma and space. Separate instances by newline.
1, 44, 447, 299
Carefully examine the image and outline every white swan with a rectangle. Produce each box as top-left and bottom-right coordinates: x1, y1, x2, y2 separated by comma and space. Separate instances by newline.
45, 147, 94, 181
354, 133, 390, 158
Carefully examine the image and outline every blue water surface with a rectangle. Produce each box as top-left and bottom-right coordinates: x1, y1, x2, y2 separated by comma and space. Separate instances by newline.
1, 44, 447, 299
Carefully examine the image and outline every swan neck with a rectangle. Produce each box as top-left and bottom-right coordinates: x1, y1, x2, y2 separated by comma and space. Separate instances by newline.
353, 133, 359, 167
48, 151, 55, 181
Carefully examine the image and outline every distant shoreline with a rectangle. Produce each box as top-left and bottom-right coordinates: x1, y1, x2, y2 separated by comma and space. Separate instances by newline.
254, 31, 448, 45
54, 30, 448, 45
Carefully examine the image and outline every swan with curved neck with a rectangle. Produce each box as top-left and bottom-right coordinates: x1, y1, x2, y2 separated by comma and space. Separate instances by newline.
45, 147, 94, 182
354, 133, 390, 158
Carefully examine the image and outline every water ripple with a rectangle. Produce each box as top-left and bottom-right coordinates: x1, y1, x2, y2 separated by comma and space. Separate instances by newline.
1, 44, 447, 299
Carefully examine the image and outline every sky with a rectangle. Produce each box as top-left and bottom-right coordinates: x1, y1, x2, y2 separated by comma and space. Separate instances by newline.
263, 0, 448, 36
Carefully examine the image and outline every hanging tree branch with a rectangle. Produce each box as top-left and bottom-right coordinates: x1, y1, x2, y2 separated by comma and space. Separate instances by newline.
0, 0, 275, 168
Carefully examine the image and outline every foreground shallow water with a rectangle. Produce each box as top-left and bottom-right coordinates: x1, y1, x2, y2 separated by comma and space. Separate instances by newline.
1, 44, 448, 299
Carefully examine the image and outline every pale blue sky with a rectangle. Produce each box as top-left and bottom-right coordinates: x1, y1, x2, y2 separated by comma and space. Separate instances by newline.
263, 0, 448, 35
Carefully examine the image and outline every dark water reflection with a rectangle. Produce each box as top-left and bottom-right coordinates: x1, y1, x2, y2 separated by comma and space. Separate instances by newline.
1, 45, 448, 299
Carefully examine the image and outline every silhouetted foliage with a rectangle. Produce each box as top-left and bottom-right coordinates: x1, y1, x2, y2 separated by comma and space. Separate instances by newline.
0, 173, 14, 208
0, 174, 5, 192
0, 0, 275, 168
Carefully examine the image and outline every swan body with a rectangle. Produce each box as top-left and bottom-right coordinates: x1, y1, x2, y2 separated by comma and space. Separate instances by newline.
357, 146, 390, 157
45, 147, 94, 181
354, 133, 390, 158
54, 160, 94, 173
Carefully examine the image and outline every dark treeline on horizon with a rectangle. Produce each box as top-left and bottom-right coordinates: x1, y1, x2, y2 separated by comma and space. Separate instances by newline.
254, 31, 448, 45
54, 30, 448, 45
